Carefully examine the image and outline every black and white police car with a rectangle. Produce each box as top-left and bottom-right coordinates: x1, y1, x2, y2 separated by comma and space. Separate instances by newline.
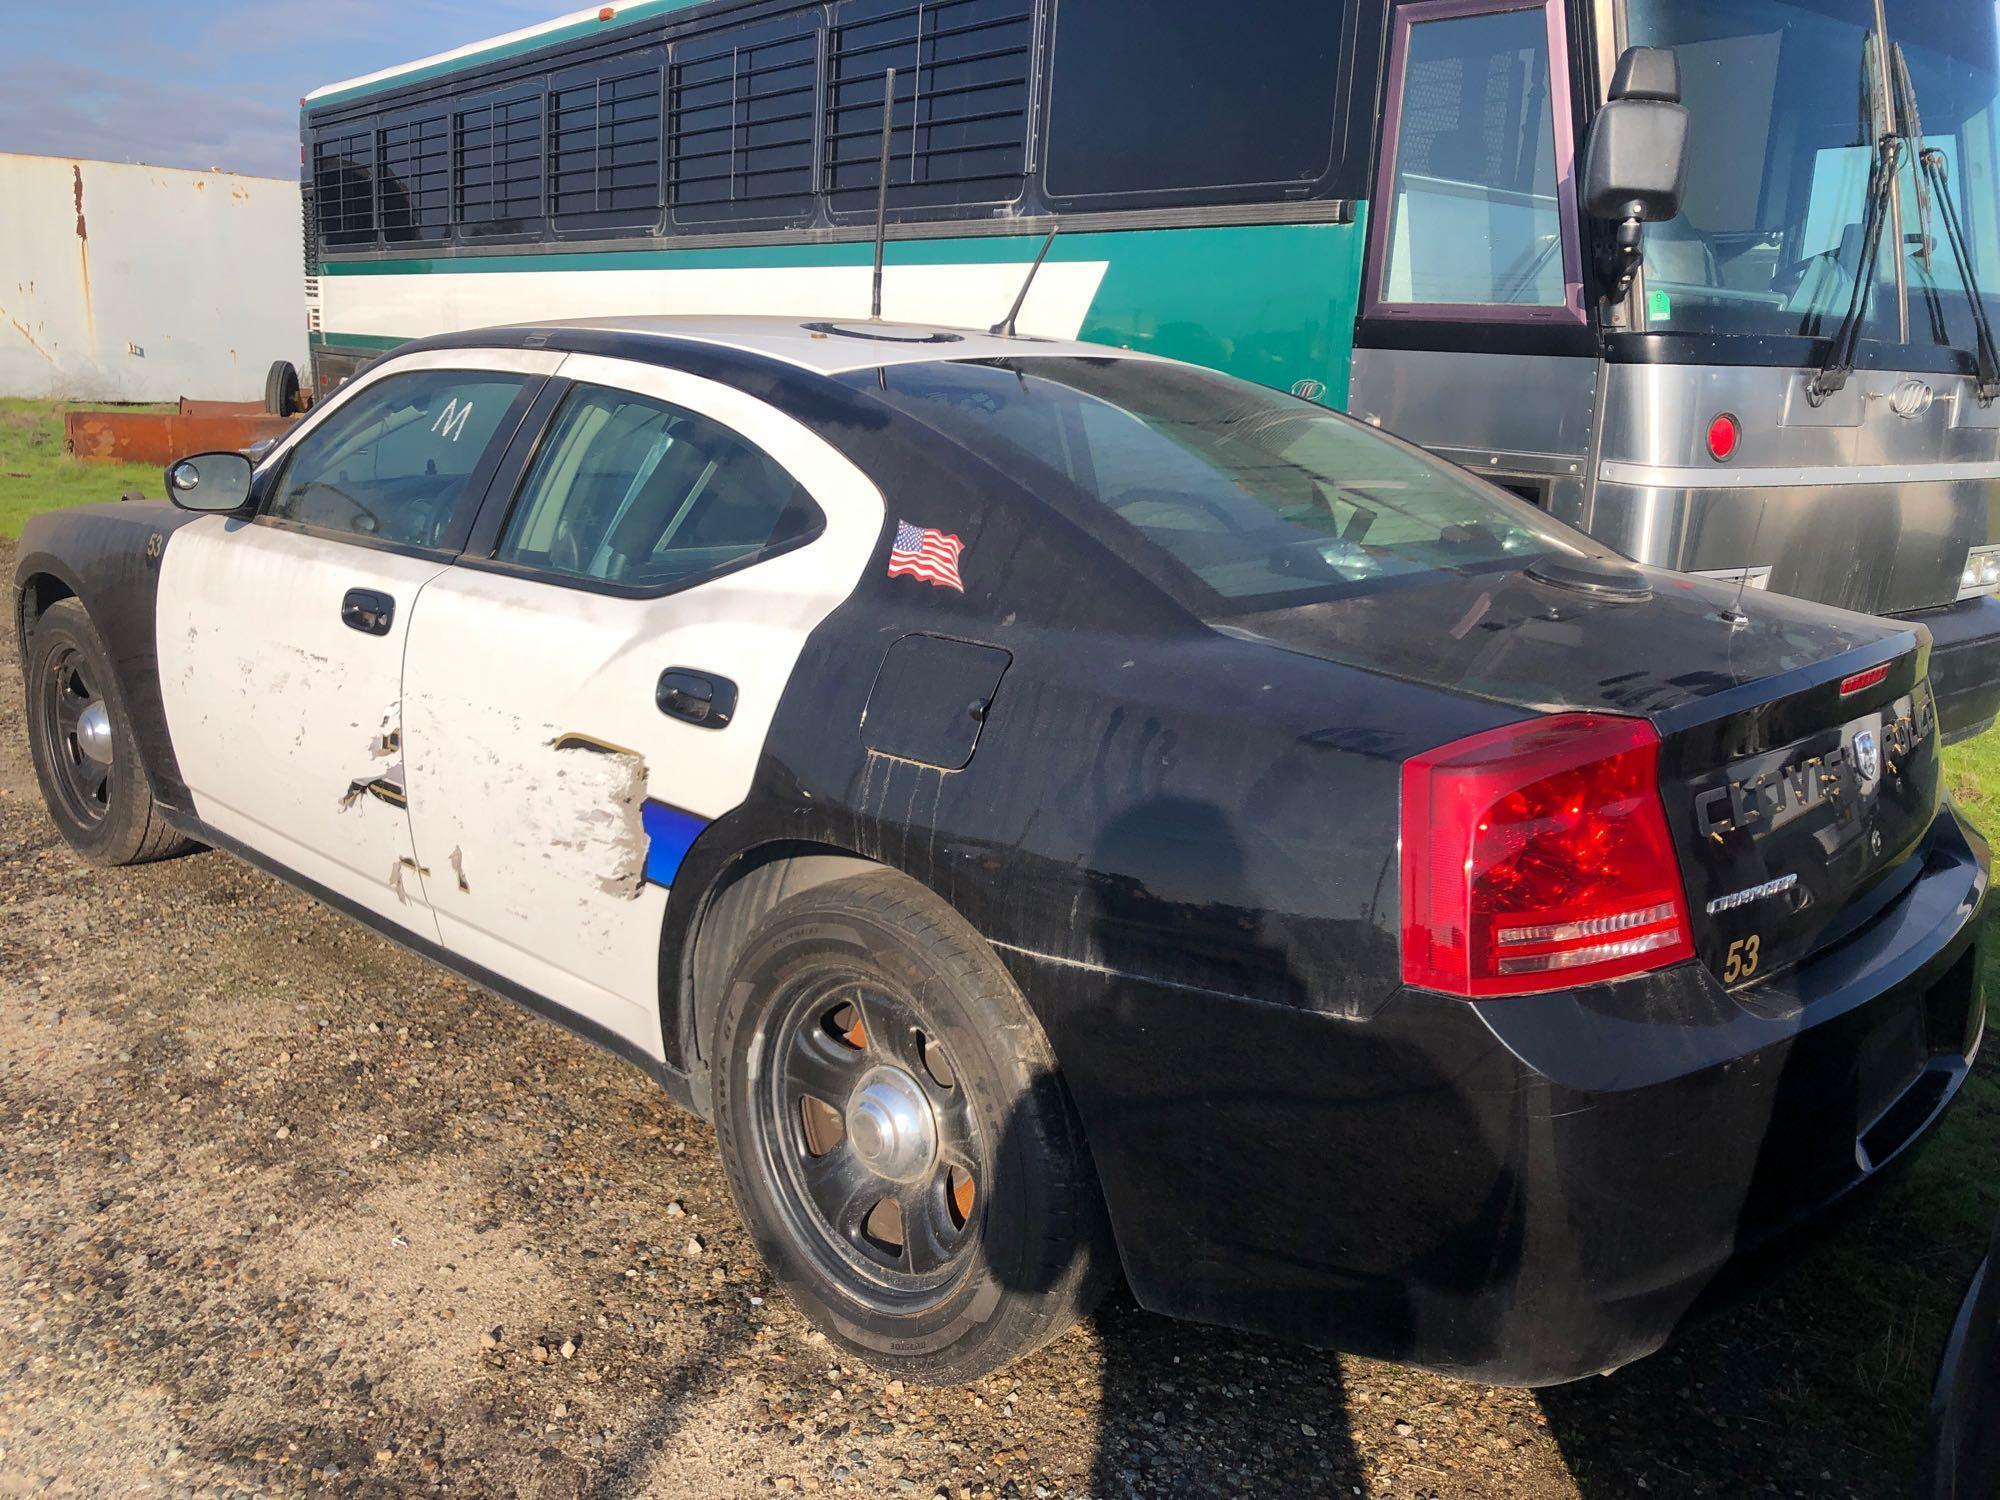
12, 317, 1988, 1385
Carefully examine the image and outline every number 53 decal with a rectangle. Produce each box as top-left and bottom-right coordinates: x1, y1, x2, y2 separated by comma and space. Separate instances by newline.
1723, 934, 1762, 984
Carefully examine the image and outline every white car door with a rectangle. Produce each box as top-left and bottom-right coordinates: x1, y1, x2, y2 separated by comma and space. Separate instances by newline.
400, 353, 884, 1059
156, 350, 560, 933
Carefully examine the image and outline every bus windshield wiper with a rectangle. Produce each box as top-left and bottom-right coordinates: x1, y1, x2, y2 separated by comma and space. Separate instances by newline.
1809, 33, 1902, 406
1893, 44, 2000, 406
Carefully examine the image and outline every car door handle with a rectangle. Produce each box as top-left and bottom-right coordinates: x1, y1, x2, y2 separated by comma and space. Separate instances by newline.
341, 588, 395, 637
657, 669, 737, 729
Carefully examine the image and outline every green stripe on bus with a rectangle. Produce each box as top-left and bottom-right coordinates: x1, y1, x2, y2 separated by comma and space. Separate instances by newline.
311, 332, 407, 351
309, 0, 707, 110
314, 215, 1369, 406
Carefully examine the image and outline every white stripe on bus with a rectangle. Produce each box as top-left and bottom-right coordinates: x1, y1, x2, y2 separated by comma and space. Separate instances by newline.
315, 261, 1112, 345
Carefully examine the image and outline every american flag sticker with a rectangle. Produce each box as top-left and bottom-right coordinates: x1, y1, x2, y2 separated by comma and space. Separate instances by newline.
886, 520, 966, 592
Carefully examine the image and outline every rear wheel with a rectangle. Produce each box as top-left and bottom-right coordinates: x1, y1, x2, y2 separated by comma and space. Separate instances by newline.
263, 359, 301, 417
712, 871, 1112, 1384
24, 599, 192, 866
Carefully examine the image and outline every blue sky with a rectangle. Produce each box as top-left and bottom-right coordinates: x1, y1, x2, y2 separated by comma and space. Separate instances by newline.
0, 0, 562, 179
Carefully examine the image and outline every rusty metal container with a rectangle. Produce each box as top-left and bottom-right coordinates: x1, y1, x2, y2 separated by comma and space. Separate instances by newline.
64, 409, 297, 465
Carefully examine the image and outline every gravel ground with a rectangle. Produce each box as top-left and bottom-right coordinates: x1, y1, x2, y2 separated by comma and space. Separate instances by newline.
0, 537, 1983, 1499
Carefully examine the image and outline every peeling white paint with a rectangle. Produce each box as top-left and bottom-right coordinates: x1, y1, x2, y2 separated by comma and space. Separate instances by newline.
551, 740, 651, 900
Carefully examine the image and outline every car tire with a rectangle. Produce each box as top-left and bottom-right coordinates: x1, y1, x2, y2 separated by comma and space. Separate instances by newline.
263, 359, 302, 417
712, 870, 1113, 1384
24, 599, 194, 867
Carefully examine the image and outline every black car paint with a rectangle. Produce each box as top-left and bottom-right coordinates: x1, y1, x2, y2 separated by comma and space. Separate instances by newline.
13, 325, 1990, 1387
13, 501, 207, 809
1922, 593, 2000, 745
1926, 1213, 2000, 1500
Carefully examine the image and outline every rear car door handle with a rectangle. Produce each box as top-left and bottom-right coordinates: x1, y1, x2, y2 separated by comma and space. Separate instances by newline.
657, 669, 737, 729
341, 588, 395, 637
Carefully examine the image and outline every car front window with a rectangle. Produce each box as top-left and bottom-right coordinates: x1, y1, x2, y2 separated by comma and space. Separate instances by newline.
266, 368, 530, 548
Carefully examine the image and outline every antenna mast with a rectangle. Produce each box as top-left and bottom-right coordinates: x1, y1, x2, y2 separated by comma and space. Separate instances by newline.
871, 66, 896, 320
991, 227, 1059, 336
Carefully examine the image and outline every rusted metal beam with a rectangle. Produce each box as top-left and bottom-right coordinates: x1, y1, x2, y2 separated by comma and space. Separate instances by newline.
64, 410, 297, 465
177, 397, 268, 418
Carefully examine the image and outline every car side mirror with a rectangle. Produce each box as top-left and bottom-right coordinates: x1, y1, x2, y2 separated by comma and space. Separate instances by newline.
165, 451, 254, 513
1582, 47, 1692, 300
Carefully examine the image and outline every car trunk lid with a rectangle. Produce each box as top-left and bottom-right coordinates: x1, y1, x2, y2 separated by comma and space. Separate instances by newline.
1229, 563, 1941, 987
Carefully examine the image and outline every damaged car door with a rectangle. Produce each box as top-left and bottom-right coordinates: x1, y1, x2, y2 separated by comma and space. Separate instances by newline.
398, 353, 878, 1057
155, 355, 552, 933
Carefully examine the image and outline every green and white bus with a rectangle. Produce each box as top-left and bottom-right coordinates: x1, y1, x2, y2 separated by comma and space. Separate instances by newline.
301, 0, 2000, 739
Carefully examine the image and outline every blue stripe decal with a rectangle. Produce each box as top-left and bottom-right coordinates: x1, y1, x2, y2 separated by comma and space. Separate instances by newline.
641, 800, 709, 888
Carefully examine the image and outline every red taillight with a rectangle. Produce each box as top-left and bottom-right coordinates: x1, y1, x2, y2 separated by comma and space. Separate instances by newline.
1840, 662, 1892, 697
1706, 413, 1741, 462
1401, 714, 1695, 998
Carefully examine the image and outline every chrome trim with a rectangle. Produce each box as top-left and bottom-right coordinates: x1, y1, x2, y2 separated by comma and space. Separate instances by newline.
1600, 459, 2000, 489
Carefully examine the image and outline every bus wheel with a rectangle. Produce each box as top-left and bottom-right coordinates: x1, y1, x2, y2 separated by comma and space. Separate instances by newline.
263, 359, 302, 417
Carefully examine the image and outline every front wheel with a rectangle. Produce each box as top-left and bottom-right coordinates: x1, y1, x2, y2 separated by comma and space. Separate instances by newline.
712, 871, 1112, 1384
24, 599, 193, 866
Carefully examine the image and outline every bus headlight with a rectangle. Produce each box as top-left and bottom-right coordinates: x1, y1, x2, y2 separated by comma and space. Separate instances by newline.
1960, 545, 2000, 600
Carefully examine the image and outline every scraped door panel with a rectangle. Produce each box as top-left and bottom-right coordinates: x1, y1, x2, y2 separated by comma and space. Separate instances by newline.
157, 517, 447, 936
400, 355, 886, 1058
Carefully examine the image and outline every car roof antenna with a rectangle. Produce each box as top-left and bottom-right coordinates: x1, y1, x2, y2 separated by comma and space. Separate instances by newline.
870, 67, 896, 321
991, 227, 1059, 337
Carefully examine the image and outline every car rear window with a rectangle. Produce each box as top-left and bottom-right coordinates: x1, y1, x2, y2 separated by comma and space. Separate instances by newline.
854, 357, 1590, 614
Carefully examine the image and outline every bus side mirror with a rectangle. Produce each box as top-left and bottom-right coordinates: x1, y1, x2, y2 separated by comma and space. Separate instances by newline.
1583, 48, 1691, 300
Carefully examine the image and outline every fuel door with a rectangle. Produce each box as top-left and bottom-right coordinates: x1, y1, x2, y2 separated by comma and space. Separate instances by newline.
861, 635, 1012, 770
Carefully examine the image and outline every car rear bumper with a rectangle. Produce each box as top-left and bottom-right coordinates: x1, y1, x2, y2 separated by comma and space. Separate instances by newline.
1910, 595, 2000, 744
1020, 804, 1989, 1386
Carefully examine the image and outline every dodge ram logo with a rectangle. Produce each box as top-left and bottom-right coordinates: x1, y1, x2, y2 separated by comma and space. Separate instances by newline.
1853, 728, 1881, 783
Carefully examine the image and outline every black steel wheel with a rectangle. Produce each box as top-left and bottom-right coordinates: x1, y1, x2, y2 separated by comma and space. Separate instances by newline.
23, 599, 193, 866
713, 870, 1113, 1384
754, 968, 984, 1296
37, 640, 114, 830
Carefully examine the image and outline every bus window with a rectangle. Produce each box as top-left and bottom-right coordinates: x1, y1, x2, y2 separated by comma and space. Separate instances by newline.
1372, 2, 1573, 314
549, 58, 664, 232
826, 0, 1034, 215
377, 113, 449, 244
455, 90, 546, 237
313, 129, 375, 249
1042, 0, 1344, 206
669, 16, 819, 225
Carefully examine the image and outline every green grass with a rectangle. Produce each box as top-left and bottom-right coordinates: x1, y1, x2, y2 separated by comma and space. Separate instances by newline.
0, 398, 168, 540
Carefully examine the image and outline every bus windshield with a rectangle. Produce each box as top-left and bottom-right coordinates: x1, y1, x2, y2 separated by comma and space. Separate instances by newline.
1626, 0, 2000, 353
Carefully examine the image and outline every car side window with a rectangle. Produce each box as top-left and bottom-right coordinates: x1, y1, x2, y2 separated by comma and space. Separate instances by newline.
265, 369, 531, 548
494, 383, 823, 588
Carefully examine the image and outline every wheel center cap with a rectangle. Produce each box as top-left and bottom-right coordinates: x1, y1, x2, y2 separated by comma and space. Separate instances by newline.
76, 701, 114, 766
845, 1066, 937, 1182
